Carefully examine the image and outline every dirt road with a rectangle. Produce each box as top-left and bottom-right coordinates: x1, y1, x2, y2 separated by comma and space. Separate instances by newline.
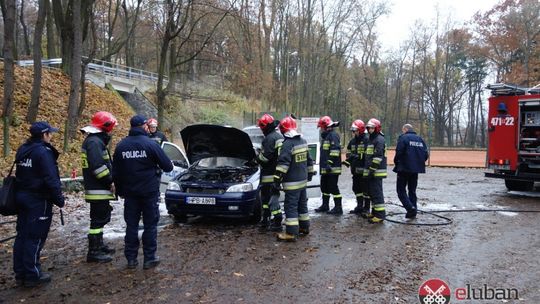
1, 167, 539, 303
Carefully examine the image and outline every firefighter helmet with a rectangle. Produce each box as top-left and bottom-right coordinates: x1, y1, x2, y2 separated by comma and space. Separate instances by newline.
257, 114, 275, 131
350, 119, 365, 133
147, 118, 158, 127
366, 118, 381, 133
317, 116, 333, 130
279, 116, 297, 134
91, 111, 117, 133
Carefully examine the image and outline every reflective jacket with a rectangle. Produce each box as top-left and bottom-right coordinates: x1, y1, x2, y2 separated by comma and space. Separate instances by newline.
149, 130, 168, 145
112, 127, 173, 198
256, 129, 284, 184
363, 132, 387, 178
344, 133, 369, 175
15, 139, 64, 207
320, 129, 342, 175
275, 134, 314, 191
81, 132, 114, 200
393, 131, 429, 173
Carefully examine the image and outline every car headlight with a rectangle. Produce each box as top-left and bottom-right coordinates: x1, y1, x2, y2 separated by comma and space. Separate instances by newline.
167, 181, 181, 191
226, 183, 253, 193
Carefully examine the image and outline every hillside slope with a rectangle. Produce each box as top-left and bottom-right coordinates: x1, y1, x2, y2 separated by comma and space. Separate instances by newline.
0, 64, 134, 176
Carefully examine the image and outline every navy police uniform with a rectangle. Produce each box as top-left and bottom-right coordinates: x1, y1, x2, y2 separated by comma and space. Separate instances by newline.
112, 117, 173, 267
393, 130, 429, 216
13, 123, 64, 286
275, 133, 314, 237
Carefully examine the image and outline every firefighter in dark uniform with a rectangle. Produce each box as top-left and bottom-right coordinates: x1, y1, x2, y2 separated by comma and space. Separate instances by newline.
81, 111, 118, 263
315, 116, 343, 215
393, 124, 429, 219
255, 114, 284, 231
342, 120, 371, 215
147, 118, 168, 145
363, 118, 387, 223
112, 115, 173, 269
274, 116, 314, 241
13, 122, 64, 287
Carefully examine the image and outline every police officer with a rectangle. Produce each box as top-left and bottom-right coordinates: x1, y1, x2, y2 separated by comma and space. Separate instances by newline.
112, 115, 173, 269
343, 120, 370, 215
255, 114, 284, 231
13, 122, 65, 287
363, 118, 387, 223
147, 118, 168, 145
81, 111, 118, 263
274, 116, 314, 241
315, 116, 343, 215
393, 124, 429, 219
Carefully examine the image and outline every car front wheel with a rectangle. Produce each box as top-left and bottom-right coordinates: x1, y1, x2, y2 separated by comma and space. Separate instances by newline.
248, 192, 262, 224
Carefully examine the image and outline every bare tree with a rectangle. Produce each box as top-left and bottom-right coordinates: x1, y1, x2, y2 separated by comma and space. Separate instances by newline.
27, 0, 47, 123
1, 0, 16, 157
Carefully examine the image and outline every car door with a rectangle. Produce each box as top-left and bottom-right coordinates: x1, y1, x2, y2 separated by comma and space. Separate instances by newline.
306, 142, 321, 197
160, 141, 190, 193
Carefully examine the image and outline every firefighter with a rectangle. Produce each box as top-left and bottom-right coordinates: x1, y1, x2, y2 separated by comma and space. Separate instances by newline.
393, 124, 429, 219
13, 122, 65, 287
112, 115, 173, 269
255, 114, 284, 231
80, 111, 118, 263
274, 115, 314, 241
315, 116, 343, 215
363, 118, 387, 223
342, 120, 370, 215
147, 118, 168, 145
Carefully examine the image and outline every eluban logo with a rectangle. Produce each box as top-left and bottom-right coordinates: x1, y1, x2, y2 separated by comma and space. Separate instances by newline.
418, 278, 451, 304
455, 284, 519, 301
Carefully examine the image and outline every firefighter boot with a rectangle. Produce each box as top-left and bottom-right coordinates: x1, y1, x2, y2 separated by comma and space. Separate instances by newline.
259, 216, 270, 231
98, 232, 116, 255
87, 234, 113, 263
314, 195, 330, 212
276, 232, 297, 242
327, 196, 343, 215
349, 196, 363, 214
269, 214, 283, 232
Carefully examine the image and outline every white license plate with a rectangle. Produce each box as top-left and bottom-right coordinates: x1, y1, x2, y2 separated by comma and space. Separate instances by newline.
187, 197, 216, 205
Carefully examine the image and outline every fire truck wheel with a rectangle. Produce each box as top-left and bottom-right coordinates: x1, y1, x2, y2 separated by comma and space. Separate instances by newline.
504, 179, 534, 191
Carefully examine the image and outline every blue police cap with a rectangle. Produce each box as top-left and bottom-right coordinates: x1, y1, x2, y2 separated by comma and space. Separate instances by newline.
130, 114, 148, 127
30, 121, 59, 136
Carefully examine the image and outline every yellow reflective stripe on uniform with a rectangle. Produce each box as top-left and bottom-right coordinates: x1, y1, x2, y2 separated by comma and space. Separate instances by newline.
285, 218, 299, 226
262, 204, 269, 209
81, 152, 88, 169
299, 213, 309, 221
271, 210, 281, 215
322, 193, 331, 196
89, 228, 103, 234
93, 165, 109, 177
329, 167, 342, 174
95, 168, 110, 179
372, 157, 382, 164
102, 151, 110, 160
365, 145, 374, 154
275, 139, 284, 148
322, 141, 330, 150
85, 189, 115, 200
282, 180, 307, 190
329, 149, 340, 156
333, 194, 342, 198
258, 153, 269, 163
373, 205, 385, 211
374, 172, 387, 177
292, 147, 308, 155
355, 193, 364, 197
276, 165, 289, 173
261, 175, 274, 183
328, 160, 334, 164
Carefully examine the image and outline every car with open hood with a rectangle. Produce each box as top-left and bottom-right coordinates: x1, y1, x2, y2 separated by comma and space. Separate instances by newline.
164, 124, 261, 222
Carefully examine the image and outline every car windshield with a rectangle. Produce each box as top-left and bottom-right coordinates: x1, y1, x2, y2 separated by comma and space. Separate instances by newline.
196, 156, 247, 168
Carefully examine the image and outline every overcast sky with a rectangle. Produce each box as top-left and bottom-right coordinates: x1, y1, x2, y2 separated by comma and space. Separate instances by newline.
377, 0, 500, 51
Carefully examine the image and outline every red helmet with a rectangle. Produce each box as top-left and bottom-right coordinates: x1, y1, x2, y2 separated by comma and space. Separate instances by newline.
317, 116, 333, 130
257, 114, 275, 130
147, 118, 158, 127
91, 111, 117, 133
279, 116, 297, 134
366, 118, 381, 133
350, 119, 365, 133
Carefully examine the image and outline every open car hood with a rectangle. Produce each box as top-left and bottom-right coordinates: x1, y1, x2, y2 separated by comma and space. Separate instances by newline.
181, 124, 256, 163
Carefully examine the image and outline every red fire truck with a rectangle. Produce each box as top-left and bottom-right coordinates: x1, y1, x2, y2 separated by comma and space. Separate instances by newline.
485, 83, 540, 191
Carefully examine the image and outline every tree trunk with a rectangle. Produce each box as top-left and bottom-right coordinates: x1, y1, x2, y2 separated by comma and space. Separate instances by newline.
45, 0, 57, 58
27, 0, 47, 123
63, 0, 82, 151
19, 0, 31, 56
2, 0, 16, 157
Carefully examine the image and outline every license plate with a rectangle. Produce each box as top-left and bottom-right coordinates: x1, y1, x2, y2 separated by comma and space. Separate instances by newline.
187, 197, 216, 205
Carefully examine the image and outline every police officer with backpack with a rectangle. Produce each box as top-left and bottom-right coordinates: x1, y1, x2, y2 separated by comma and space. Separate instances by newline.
81, 111, 118, 263
13, 122, 65, 287
112, 115, 173, 269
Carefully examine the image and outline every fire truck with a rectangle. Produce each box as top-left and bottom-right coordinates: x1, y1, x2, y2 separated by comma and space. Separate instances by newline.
485, 83, 540, 191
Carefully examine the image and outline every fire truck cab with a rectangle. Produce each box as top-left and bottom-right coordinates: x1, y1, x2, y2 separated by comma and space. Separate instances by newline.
485, 83, 540, 191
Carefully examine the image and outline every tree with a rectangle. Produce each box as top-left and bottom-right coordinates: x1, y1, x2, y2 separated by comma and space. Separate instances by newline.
27, 0, 47, 123
1, 0, 16, 157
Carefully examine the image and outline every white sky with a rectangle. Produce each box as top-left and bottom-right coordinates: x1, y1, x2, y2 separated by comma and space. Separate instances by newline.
378, 0, 501, 50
